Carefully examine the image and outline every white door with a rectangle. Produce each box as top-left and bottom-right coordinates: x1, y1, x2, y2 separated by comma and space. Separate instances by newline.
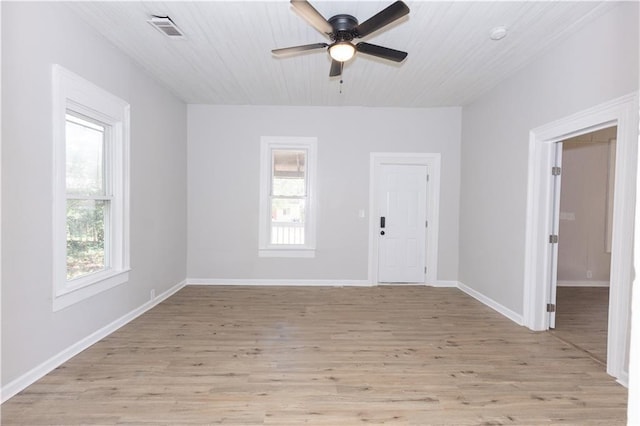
548, 142, 563, 328
377, 164, 427, 283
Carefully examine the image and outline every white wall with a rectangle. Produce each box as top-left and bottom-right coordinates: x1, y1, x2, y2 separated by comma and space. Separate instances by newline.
629, 119, 640, 425
459, 2, 639, 313
188, 105, 460, 282
1, 2, 187, 389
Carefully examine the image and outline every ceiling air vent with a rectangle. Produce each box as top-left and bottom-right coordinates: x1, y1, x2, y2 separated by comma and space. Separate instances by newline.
147, 16, 185, 39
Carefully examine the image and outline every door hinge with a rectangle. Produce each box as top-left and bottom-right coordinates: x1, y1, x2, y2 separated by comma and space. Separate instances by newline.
424, 266, 427, 274
426, 174, 430, 182
546, 303, 556, 313
552, 166, 562, 176
549, 234, 558, 244
425, 220, 428, 228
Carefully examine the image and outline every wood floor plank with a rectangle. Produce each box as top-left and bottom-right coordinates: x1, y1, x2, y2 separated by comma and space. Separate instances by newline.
553, 286, 609, 363
1, 286, 627, 424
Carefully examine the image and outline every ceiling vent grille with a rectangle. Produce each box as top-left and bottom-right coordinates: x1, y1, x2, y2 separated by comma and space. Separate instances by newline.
147, 16, 185, 39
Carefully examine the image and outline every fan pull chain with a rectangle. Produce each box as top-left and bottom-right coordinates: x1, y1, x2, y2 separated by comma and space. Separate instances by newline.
340, 78, 343, 94
339, 62, 344, 94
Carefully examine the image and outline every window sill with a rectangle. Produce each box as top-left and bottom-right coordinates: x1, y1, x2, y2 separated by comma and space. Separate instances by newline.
259, 249, 316, 258
53, 269, 130, 312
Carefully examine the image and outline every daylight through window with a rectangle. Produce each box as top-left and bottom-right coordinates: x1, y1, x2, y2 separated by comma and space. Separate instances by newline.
53, 64, 130, 311
271, 149, 307, 245
65, 113, 110, 280
259, 137, 317, 257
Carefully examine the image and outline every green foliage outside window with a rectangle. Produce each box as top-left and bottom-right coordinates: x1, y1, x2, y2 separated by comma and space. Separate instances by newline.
66, 199, 106, 280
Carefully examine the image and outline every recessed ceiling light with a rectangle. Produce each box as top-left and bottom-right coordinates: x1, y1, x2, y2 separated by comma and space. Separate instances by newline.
490, 26, 508, 41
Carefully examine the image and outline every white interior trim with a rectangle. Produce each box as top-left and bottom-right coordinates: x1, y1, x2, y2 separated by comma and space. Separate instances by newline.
51, 64, 131, 311
458, 282, 524, 326
628, 114, 640, 421
188, 278, 372, 287
523, 92, 639, 383
618, 372, 629, 388
368, 153, 441, 285
432, 280, 459, 288
557, 280, 610, 287
188, 279, 526, 328
258, 249, 315, 258
1, 276, 539, 403
190, 279, 465, 290
258, 136, 317, 256
1, 280, 186, 403
0, 5, 3, 405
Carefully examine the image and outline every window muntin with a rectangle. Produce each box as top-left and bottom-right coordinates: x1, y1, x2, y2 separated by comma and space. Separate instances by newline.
53, 64, 130, 311
270, 149, 307, 245
65, 113, 111, 280
259, 137, 316, 257
65, 114, 106, 196
272, 150, 306, 196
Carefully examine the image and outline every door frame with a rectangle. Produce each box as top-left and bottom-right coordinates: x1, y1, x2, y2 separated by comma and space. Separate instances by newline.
523, 92, 639, 384
548, 142, 563, 329
369, 153, 441, 285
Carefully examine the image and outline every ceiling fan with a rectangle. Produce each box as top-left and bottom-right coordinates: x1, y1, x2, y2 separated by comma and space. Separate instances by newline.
272, 0, 410, 77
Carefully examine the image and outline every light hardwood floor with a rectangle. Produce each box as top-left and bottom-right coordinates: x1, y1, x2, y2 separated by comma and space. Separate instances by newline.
1, 286, 627, 425
552, 286, 609, 364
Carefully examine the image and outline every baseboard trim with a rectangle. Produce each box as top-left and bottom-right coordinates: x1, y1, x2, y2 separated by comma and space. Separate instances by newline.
431, 280, 459, 288
187, 278, 372, 287
557, 280, 610, 287
457, 282, 524, 326
189, 279, 464, 288
2, 278, 527, 402
188, 280, 524, 327
617, 372, 629, 388
1, 280, 186, 403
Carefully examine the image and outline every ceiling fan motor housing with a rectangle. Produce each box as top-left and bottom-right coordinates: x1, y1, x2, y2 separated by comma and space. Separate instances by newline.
328, 14, 358, 41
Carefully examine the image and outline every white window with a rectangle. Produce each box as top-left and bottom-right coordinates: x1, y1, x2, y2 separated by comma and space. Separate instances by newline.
52, 65, 130, 311
259, 137, 317, 257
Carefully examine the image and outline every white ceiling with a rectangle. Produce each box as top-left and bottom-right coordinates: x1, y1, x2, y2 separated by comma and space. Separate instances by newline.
67, 1, 614, 108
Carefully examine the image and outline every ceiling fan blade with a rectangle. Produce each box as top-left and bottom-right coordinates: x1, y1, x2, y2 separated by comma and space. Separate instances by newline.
356, 42, 407, 62
272, 42, 328, 56
355, 1, 410, 38
329, 59, 342, 77
290, 0, 333, 36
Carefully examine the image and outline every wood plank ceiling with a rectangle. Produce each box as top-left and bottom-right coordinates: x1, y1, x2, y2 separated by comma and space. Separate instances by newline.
67, 1, 613, 107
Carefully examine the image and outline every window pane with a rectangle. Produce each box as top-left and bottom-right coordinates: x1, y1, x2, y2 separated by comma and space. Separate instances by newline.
66, 113, 105, 196
272, 150, 306, 196
67, 199, 107, 280
271, 198, 305, 244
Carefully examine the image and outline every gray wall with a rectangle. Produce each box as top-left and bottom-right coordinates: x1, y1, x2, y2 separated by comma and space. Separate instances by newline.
1, 2, 187, 386
187, 105, 461, 282
459, 2, 639, 314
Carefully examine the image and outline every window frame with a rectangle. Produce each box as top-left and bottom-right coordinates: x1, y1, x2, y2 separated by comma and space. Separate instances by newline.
52, 64, 130, 311
258, 136, 317, 258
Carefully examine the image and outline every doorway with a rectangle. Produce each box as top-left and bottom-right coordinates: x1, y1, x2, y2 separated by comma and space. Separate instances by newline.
523, 93, 638, 384
550, 127, 617, 364
369, 153, 440, 285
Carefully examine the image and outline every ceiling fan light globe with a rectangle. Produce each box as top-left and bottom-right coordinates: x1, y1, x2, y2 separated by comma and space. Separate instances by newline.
329, 42, 356, 62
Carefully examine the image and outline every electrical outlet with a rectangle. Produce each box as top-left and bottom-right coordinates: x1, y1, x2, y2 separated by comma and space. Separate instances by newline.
586, 270, 593, 279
